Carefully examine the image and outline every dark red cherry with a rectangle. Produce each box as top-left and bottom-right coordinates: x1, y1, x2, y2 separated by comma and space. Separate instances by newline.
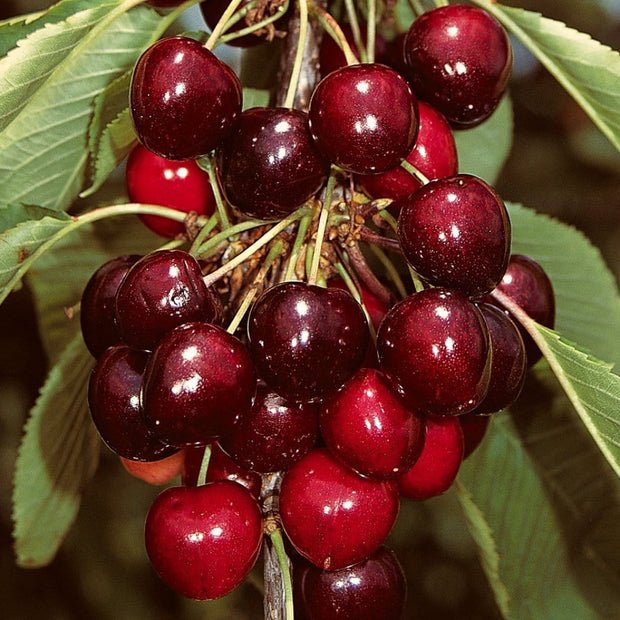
397, 174, 511, 299
182, 444, 262, 498
308, 63, 418, 174
357, 101, 458, 202
88, 345, 178, 461
484, 254, 555, 366
320, 368, 425, 480
473, 303, 527, 414
247, 282, 370, 402
326, 277, 389, 332
142, 322, 256, 447
145, 481, 263, 600
297, 546, 407, 620
459, 413, 491, 459
279, 448, 399, 571
130, 36, 242, 159
398, 413, 464, 500
377, 288, 491, 415
220, 383, 319, 473
125, 144, 216, 238
217, 107, 329, 220
114, 249, 221, 352
80, 255, 141, 358
404, 4, 512, 127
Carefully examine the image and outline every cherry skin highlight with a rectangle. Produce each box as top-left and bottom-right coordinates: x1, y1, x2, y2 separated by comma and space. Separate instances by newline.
279, 448, 400, 571
144, 481, 263, 600
130, 36, 242, 159
125, 144, 216, 238
308, 63, 418, 174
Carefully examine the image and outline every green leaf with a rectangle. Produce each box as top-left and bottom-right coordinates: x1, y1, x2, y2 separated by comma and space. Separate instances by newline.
453, 94, 513, 186
472, 0, 620, 151
507, 202, 620, 367
0, 2, 164, 212
12, 333, 99, 568
242, 86, 272, 110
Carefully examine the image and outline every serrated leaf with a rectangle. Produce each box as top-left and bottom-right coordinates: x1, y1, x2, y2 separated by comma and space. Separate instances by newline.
507, 202, 620, 367
454, 94, 513, 185
472, 0, 620, 151
0, 3, 165, 212
12, 333, 99, 568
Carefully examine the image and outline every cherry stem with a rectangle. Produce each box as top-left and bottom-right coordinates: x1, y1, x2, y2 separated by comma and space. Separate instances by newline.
268, 527, 295, 620
308, 172, 337, 285
366, 0, 377, 63
198, 155, 232, 231
346, 242, 393, 307
284, 212, 313, 281
284, 0, 310, 109
400, 159, 431, 185
205, 0, 248, 49
358, 226, 401, 253
334, 260, 377, 341
367, 243, 408, 298
219, 0, 290, 44
310, 2, 358, 65
193, 219, 266, 260
203, 208, 310, 288
408, 0, 426, 17
196, 444, 212, 487
378, 209, 399, 233
188, 212, 220, 256
343, 0, 367, 62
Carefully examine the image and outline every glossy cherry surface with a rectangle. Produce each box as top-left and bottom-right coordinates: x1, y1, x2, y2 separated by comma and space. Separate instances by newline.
398, 413, 464, 500
459, 413, 491, 459
80, 255, 140, 358
474, 303, 527, 414
297, 546, 407, 620
377, 288, 491, 415
485, 253, 555, 366
320, 368, 425, 479
217, 107, 329, 220
145, 481, 263, 600
397, 174, 511, 299
308, 63, 418, 174
142, 322, 256, 446
326, 277, 389, 332
279, 448, 399, 571
114, 249, 221, 352
130, 36, 242, 159
404, 4, 512, 127
248, 282, 369, 402
88, 346, 177, 461
358, 101, 458, 202
125, 144, 215, 238
220, 383, 319, 473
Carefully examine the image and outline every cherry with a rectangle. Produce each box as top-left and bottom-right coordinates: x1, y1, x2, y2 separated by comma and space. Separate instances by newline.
114, 249, 221, 352
220, 383, 319, 473
473, 303, 527, 414
308, 63, 418, 174
88, 345, 178, 461
397, 174, 511, 299
120, 451, 185, 485
125, 144, 216, 238
279, 448, 399, 571
130, 36, 242, 159
296, 546, 407, 620
484, 253, 555, 366
80, 254, 141, 358
403, 4, 512, 127
247, 282, 369, 402
357, 101, 458, 202
182, 444, 262, 498
217, 107, 329, 220
142, 322, 256, 447
326, 277, 389, 332
459, 413, 491, 459
320, 368, 425, 480
377, 288, 491, 415
398, 413, 464, 500
145, 481, 263, 600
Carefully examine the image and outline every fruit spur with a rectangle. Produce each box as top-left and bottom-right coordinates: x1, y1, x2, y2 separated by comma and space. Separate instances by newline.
80, 1, 555, 617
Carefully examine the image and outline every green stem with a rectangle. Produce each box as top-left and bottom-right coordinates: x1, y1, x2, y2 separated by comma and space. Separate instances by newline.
205, 0, 248, 49
219, 0, 290, 44
197, 444, 212, 487
269, 528, 295, 620
284, 213, 312, 281
308, 172, 337, 285
367, 244, 408, 299
400, 159, 430, 185
199, 156, 231, 231
366, 0, 376, 63
378, 209, 399, 233
343, 0, 367, 62
194, 219, 266, 260
309, 2, 358, 65
283, 0, 309, 109
409, 0, 426, 17
188, 212, 220, 256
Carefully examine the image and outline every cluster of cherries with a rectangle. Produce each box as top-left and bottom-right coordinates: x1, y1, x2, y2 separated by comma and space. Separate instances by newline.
81, 1, 557, 618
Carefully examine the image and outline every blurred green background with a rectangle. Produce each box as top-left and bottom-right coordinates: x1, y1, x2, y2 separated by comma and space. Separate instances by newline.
0, 0, 618, 618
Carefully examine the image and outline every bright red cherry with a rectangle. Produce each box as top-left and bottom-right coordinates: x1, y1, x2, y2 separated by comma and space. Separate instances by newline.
130, 36, 242, 159
297, 546, 407, 620
308, 63, 418, 174
125, 144, 215, 238
279, 448, 399, 571
398, 413, 464, 500
397, 174, 511, 299
217, 107, 329, 220
320, 368, 425, 479
145, 481, 263, 599
142, 322, 256, 447
404, 4, 512, 127
377, 288, 492, 415
357, 101, 458, 202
